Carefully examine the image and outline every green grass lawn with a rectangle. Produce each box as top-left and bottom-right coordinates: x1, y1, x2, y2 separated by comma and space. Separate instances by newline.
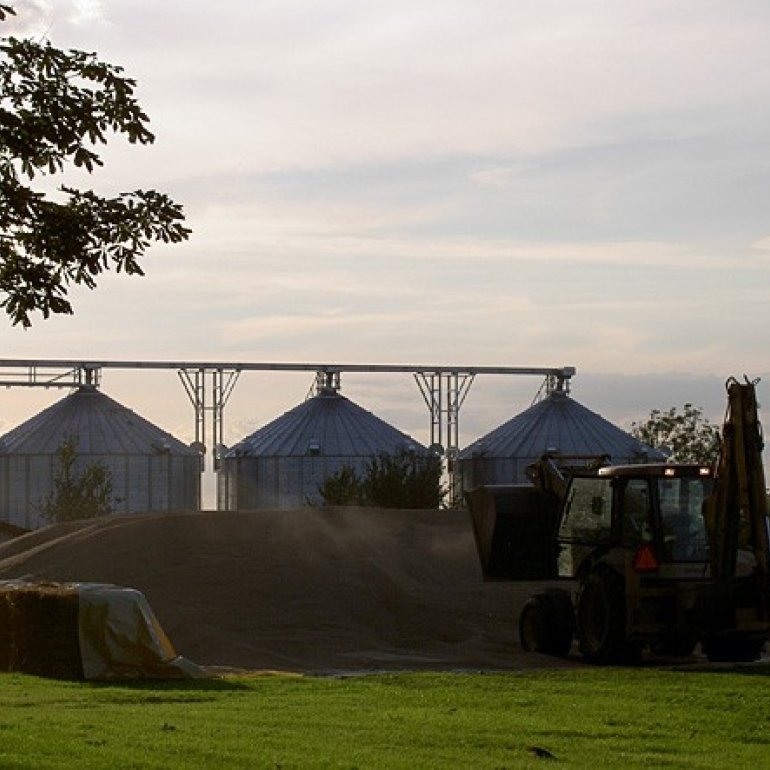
0, 666, 769, 769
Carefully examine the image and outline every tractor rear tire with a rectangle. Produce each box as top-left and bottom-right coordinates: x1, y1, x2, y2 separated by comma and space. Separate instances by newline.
519, 592, 573, 657
577, 569, 640, 664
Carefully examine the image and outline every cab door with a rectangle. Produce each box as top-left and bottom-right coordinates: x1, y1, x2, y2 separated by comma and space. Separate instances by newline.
557, 476, 613, 577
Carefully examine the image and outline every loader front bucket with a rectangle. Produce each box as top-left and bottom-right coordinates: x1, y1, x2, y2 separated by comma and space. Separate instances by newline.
465, 484, 560, 581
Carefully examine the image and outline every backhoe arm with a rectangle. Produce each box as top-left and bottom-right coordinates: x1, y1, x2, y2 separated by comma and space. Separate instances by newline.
704, 378, 770, 580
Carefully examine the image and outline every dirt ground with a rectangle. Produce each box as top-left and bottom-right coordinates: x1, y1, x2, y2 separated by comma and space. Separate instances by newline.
0, 507, 581, 674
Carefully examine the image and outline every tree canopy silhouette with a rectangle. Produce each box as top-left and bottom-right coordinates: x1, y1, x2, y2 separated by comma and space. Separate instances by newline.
630, 403, 721, 464
0, 4, 190, 326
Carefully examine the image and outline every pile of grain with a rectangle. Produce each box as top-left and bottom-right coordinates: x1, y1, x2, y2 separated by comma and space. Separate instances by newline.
0, 507, 571, 673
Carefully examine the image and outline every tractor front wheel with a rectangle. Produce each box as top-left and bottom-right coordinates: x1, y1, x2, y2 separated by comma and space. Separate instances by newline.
577, 570, 640, 664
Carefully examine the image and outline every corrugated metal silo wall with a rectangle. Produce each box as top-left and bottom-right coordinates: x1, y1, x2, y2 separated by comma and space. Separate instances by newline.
218, 455, 374, 510
0, 453, 56, 529
107, 454, 200, 513
0, 453, 201, 530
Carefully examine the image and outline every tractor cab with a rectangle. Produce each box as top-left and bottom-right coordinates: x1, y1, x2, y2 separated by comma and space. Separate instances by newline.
557, 464, 714, 581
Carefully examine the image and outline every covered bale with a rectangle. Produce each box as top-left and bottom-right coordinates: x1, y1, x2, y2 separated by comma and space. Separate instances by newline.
0, 581, 203, 680
0, 582, 82, 679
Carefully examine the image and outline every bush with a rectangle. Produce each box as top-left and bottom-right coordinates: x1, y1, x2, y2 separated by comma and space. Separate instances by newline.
319, 451, 445, 509
316, 465, 362, 506
40, 439, 113, 522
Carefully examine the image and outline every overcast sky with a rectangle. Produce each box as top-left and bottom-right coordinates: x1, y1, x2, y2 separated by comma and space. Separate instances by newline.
2, 0, 769, 499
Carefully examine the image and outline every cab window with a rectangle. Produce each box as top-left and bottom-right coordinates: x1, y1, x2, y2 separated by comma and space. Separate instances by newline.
620, 478, 653, 544
558, 477, 612, 542
658, 476, 710, 561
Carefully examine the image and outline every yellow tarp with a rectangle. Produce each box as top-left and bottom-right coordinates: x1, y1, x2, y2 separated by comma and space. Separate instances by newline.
77, 583, 204, 680
0, 580, 205, 680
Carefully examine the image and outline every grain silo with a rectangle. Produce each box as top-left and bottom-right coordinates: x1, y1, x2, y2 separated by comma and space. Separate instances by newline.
218, 386, 430, 510
0, 386, 201, 529
456, 387, 663, 496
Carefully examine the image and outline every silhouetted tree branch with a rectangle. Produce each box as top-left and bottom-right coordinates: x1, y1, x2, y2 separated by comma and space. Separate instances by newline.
0, 4, 190, 326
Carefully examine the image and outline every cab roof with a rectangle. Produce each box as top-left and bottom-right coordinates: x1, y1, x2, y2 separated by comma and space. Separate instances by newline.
596, 463, 714, 478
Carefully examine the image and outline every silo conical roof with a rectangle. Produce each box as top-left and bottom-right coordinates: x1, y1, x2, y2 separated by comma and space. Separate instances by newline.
459, 389, 662, 461
0, 386, 196, 456
227, 389, 427, 458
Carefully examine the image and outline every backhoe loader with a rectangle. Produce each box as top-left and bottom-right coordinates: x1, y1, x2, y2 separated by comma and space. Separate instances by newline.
466, 377, 770, 663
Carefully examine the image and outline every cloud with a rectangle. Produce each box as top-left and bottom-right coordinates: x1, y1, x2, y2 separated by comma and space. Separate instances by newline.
1, 0, 107, 35
469, 165, 527, 190
69, 0, 103, 24
48, 1, 769, 177
1, 0, 52, 34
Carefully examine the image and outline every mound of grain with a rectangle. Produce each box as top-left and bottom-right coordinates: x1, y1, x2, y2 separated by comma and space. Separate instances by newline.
0, 508, 568, 673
